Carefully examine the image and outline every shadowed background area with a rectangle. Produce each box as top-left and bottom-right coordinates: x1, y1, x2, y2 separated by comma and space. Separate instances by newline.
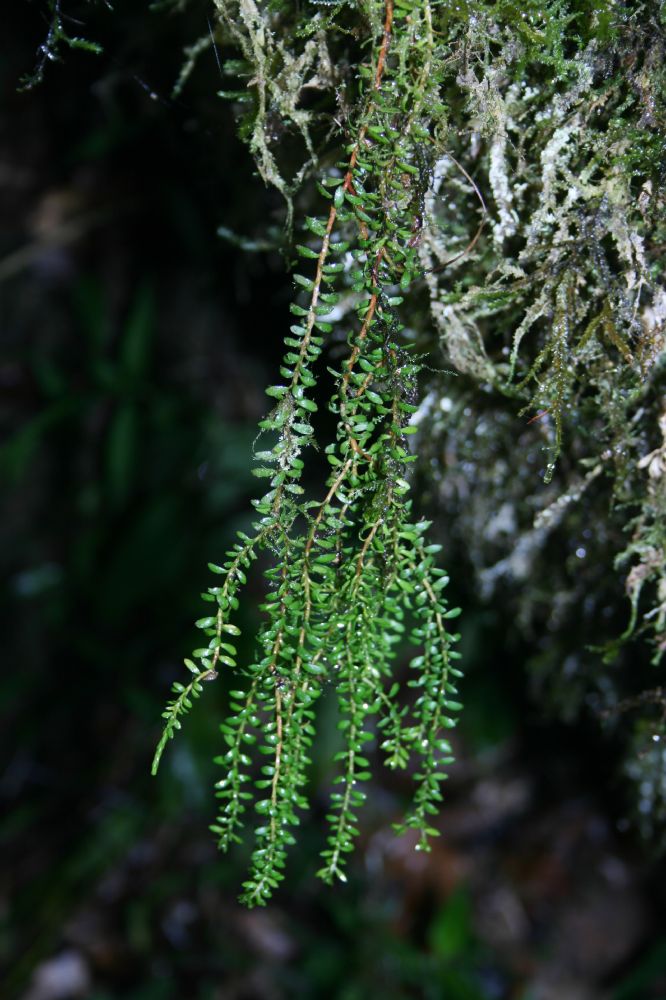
2, 4, 666, 999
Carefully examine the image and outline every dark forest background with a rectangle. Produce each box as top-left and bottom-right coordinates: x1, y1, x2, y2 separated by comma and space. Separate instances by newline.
2, 4, 666, 998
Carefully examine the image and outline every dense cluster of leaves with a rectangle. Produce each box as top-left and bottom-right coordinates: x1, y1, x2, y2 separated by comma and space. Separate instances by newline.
154, 0, 466, 906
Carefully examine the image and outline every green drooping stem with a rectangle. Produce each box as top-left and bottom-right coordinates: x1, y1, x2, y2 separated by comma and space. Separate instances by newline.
153, 0, 463, 907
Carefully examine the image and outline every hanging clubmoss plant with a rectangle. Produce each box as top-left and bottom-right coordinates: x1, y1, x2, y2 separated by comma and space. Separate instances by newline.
24, 0, 664, 903
153, 0, 467, 907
